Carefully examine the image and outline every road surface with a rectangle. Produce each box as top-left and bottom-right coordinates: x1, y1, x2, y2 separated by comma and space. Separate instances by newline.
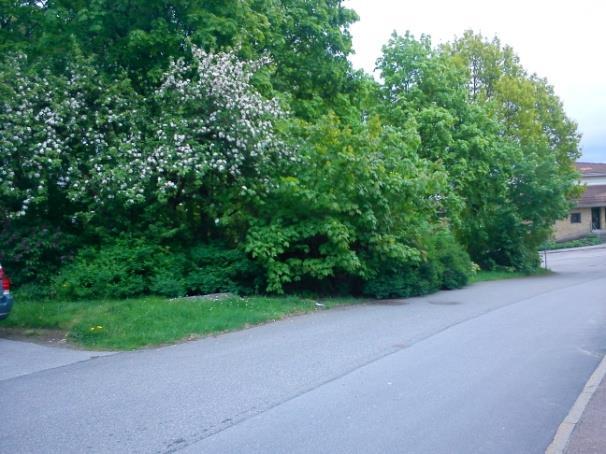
1, 246, 605, 453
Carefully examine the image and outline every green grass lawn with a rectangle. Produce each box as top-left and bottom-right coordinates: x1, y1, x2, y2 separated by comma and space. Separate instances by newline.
1, 268, 552, 351
0, 295, 357, 350
469, 267, 551, 284
541, 235, 603, 251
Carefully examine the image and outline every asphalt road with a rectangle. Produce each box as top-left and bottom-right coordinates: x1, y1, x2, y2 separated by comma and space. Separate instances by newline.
1, 247, 605, 454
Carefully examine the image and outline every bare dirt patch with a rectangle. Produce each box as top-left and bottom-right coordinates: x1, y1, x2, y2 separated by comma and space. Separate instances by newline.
428, 300, 462, 306
0, 327, 74, 349
371, 299, 409, 306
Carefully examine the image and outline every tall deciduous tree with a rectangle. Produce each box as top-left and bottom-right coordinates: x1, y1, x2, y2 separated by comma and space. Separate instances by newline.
0, 0, 360, 114
378, 31, 581, 270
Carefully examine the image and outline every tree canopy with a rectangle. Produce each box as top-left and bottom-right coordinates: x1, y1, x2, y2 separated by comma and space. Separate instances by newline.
0, 3, 580, 298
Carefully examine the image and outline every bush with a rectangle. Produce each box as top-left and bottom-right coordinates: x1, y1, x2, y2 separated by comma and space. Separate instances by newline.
51, 238, 263, 300
185, 243, 264, 296
363, 259, 441, 299
243, 115, 450, 294
0, 222, 77, 287
362, 229, 471, 299
51, 238, 181, 299
12, 283, 54, 302
433, 230, 472, 289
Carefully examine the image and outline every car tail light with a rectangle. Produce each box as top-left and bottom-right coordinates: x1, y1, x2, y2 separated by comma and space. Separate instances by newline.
0, 266, 9, 293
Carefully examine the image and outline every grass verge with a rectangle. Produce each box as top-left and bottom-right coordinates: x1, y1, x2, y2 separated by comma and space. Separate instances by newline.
540, 235, 603, 251
469, 267, 551, 284
1, 268, 554, 350
0, 296, 357, 351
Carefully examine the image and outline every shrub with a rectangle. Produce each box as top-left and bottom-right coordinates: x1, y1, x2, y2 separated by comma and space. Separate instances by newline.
51, 238, 182, 299
12, 283, 53, 302
184, 243, 264, 296
51, 238, 262, 300
432, 229, 472, 289
0, 222, 77, 287
362, 228, 471, 299
363, 259, 441, 299
244, 115, 450, 294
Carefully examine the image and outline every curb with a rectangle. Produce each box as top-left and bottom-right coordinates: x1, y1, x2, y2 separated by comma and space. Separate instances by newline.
545, 353, 606, 454
541, 244, 606, 254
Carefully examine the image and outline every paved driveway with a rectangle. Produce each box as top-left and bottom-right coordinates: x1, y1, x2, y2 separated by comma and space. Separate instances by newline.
0, 339, 114, 382
1, 247, 605, 453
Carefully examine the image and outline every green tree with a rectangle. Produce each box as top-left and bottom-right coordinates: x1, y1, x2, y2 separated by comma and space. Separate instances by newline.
244, 114, 449, 293
378, 31, 580, 270
0, 0, 360, 112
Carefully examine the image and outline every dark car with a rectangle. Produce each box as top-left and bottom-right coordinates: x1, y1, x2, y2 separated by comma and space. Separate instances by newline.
0, 264, 14, 320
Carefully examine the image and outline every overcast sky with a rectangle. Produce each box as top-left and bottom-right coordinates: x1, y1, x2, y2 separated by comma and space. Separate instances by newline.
345, 0, 606, 163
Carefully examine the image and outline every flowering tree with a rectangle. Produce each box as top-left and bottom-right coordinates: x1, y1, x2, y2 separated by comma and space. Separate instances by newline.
97, 47, 289, 209
0, 54, 142, 220
0, 47, 289, 227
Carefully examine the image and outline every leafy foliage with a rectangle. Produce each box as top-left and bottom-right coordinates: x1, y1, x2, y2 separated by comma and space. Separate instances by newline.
363, 228, 471, 298
51, 238, 261, 300
0, 4, 581, 300
185, 243, 264, 296
52, 238, 181, 299
0, 221, 76, 286
378, 32, 580, 271
244, 115, 447, 293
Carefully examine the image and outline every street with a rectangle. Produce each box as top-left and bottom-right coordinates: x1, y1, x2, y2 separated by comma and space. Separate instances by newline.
1, 246, 605, 453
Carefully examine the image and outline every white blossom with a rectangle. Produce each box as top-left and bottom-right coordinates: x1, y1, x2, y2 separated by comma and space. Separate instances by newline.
0, 47, 293, 220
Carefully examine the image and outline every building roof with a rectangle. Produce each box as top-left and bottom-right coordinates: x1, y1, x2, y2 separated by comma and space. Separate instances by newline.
577, 162, 606, 177
578, 184, 606, 207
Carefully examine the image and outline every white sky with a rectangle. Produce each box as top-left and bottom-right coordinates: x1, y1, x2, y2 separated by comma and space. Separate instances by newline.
345, 0, 606, 162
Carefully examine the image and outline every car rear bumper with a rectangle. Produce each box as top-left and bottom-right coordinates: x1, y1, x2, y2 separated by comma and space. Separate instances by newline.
0, 293, 14, 320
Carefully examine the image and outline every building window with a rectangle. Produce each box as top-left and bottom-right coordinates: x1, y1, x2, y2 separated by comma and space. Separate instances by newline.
571, 213, 581, 223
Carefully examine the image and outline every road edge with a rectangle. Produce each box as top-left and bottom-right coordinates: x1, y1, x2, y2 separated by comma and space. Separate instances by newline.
545, 352, 606, 454
541, 243, 606, 254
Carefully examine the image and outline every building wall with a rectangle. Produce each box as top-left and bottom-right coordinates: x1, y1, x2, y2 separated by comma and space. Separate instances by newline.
553, 208, 592, 241
584, 176, 606, 186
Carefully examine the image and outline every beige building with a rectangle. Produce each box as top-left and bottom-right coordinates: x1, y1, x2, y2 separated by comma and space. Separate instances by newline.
553, 162, 606, 241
